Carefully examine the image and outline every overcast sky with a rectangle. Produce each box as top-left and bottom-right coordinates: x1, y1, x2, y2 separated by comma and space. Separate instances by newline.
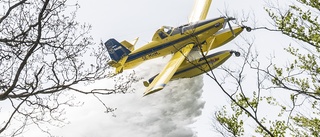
20, 0, 296, 136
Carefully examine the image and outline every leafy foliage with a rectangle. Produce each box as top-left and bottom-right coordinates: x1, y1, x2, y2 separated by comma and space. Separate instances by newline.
211, 0, 320, 136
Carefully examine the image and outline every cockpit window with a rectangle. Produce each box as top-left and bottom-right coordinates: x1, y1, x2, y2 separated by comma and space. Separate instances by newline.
163, 26, 174, 35
158, 26, 174, 39
158, 31, 167, 39
157, 23, 192, 38
170, 23, 191, 36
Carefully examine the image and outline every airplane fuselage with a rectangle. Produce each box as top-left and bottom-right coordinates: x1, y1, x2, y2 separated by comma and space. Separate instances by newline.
123, 17, 226, 69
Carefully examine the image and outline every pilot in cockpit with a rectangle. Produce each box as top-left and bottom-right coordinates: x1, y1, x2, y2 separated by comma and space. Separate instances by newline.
158, 26, 174, 39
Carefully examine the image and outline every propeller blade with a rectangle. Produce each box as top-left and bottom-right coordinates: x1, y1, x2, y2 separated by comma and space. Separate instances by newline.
223, 21, 227, 29
227, 21, 235, 37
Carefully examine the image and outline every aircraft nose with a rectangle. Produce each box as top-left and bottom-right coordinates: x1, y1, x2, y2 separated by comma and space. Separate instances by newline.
225, 17, 235, 22
196, 17, 224, 26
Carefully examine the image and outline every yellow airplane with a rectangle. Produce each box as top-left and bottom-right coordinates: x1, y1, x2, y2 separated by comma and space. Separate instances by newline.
105, 0, 251, 96
106, 17, 228, 72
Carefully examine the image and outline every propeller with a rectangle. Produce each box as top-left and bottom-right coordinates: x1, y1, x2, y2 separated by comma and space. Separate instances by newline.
224, 17, 236, 37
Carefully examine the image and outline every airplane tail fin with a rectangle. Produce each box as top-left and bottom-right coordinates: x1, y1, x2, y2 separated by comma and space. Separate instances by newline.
105, 38, 132, 73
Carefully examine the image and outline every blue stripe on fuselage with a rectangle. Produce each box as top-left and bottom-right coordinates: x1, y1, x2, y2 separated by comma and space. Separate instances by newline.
126, 17, 224, 63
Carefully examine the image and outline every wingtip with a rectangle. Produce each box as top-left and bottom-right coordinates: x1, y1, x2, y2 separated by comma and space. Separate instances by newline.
143, 85, 165, 97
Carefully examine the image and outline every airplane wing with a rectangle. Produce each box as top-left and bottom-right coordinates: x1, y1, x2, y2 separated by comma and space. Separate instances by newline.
189, 0, 212, 22
144, 44, 194, 96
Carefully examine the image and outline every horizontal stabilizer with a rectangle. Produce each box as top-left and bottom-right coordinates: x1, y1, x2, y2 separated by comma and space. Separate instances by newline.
107, 56, 128, 74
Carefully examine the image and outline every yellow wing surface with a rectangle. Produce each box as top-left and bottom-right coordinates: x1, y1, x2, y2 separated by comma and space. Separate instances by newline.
144, 44, 194, 96
189, 0, 212, 22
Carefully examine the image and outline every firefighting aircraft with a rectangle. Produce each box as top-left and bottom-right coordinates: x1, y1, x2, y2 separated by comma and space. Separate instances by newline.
105, 0, 251, 96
